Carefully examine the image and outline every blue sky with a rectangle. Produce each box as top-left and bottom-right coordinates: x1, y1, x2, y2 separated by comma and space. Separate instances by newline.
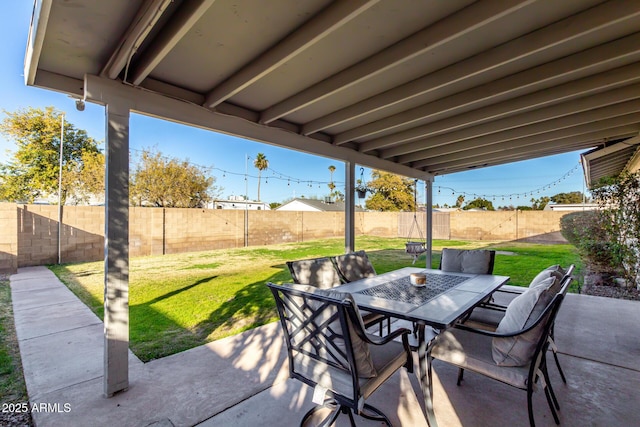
0, 2, 589, 207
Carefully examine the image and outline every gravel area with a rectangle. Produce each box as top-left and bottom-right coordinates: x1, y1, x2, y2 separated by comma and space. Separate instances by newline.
583, 283, 640, 301
582, 271, 640, 301
0, 411, 33, 427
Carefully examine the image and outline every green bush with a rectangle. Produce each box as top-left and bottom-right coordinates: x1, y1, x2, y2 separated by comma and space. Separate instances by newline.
560, 211, 621, 274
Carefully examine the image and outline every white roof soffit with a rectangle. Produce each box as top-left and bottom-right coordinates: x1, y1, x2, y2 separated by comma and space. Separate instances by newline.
24, 0, 640, 177
581, 133, 640, 188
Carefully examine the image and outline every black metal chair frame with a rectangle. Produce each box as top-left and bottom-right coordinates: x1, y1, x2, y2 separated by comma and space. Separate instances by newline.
438, 248, 496, 274
331, 251, 391, 336
331, 250, 376, 284
434, 278, 571, 427
477, 265, 575, 384
286, 257, 342, 289
267, 282, 413, 427
287, 254, 388, 335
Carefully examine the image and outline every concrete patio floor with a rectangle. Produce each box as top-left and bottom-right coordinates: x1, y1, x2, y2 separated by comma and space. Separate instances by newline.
10, 266, 640, 427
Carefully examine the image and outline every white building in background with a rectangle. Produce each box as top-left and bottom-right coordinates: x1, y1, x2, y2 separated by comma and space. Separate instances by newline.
208, 195, 270, 210
276, 198, 364, 212
543, 203, 599, 211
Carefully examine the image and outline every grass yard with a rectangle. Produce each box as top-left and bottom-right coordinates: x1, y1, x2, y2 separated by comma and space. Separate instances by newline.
48, 237, 582, 362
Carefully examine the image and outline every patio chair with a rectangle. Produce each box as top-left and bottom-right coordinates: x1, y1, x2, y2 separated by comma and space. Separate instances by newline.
266, 282, 413, 426
439, 248, 496, 274
468, 265, 575, 383
429, 274, 571, 427
287, 256, 387, 335
287, 257, 343, 289
332, 250, 377, 283
411, 248, 496, 337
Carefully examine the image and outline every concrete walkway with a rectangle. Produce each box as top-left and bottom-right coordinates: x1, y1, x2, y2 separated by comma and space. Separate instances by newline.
10, 266, 640, 426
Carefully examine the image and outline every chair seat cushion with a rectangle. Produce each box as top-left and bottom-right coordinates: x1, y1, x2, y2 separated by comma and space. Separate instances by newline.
464, 307, 504, 329
293, 333, 407, 401
492, 276, 556, 366
432, 328, 530, 389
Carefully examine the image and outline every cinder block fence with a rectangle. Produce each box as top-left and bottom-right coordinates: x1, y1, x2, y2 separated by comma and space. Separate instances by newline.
0, 203, 570, 274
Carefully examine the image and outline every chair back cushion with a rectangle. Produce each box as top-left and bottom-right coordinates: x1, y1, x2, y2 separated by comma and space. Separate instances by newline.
281, 284, 378, 378
333, 250, 377, 283
440, 248, 495, 274
492, 275, 558, 366
286, 257, 342, 288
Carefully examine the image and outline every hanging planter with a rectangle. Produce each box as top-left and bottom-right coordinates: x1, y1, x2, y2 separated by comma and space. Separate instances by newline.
405, 179, 426, 264
356, 185, 367, 199
356, 168, 368, 199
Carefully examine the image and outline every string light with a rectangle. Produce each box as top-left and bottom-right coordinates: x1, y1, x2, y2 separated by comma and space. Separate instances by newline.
434, 163, 581, 202
128, 148, 345, 188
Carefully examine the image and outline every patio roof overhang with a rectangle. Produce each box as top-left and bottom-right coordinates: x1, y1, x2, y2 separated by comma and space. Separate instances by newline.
581, 134, 640, 188
25, 0, 640, 177
23, 0, 640, 400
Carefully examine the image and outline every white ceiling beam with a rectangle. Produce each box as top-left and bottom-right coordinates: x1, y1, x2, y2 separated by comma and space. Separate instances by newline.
429, 139, 629, 175
415, 120, 640, 169
334, 31, 640, 145
130, 0, 217, 86
382, 82, 640, 159
83, 74, 431, 181
397, 105, 640, 165
305, 0, 640, 136
259, 0, 536, 124
203, 0, 380, 109
100, 0, 174, 80
427, 134, 637, 174
24, 0, 53, 86
360, 62, 640, 153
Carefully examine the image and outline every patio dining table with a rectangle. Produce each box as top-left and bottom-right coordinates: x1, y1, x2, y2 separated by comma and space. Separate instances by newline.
338, 267, 509, 427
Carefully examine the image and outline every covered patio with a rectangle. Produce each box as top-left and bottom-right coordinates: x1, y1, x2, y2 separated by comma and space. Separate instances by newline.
11, 266, 640, 426
22, 0, 640, 423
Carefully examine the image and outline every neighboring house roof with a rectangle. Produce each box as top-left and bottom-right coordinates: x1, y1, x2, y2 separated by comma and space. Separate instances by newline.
276, 198, 364, 212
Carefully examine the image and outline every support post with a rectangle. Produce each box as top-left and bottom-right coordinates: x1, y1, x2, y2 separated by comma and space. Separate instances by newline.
345, 162, 355, 253
425, 179, 433, 269
103, 100, 130, 397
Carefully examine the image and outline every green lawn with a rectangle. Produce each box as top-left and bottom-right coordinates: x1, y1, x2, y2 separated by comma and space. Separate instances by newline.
48, 237, 582, 361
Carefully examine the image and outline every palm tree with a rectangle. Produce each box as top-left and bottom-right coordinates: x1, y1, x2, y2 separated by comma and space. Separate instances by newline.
254, 153, 269, 201
328, 165, 336, 199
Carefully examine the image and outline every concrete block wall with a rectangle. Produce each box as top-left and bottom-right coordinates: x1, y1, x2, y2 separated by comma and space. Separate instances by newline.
0, 203, 18, 273
0, 204, 574, 272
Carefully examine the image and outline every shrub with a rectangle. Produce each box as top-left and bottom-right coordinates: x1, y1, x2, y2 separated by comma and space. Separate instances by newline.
560, 211, 621, 274
591, 171, 640, 287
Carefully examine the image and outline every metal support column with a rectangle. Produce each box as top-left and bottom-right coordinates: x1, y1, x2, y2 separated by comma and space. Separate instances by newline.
345, 162, 355, 253
425, 179, 433, 269
103, 100, 130, 397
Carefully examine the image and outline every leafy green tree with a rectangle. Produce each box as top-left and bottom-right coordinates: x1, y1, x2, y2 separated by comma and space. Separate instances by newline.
130, 149, 219, 208
463, 198, 495, 210
0, 106, 102, 204
269, 202, 281, 210
67, 150, 105, 204
455, 195, 465, 208
253, 153, 269, 201
551, 191, 586, 204
364, 170, 415, 211
530, 196, 551, 210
